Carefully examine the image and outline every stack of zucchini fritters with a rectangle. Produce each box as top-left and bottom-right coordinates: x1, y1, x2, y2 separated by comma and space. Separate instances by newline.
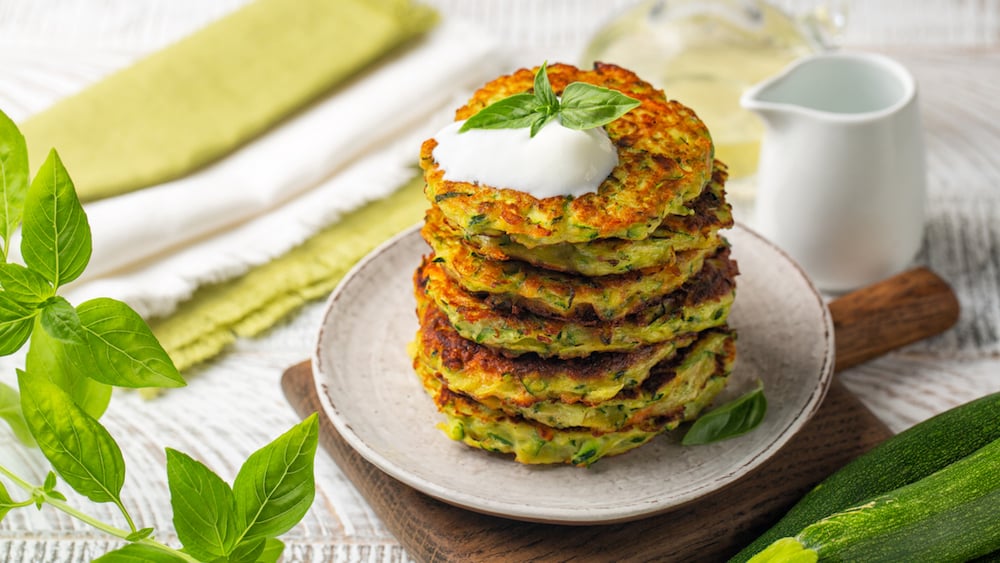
412, 63, 738, 466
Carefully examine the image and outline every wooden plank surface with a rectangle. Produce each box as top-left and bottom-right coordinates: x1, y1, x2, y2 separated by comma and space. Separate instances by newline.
282, 267, 959, 562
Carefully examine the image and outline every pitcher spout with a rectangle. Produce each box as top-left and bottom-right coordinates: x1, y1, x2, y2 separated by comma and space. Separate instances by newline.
740, 52, 917, 123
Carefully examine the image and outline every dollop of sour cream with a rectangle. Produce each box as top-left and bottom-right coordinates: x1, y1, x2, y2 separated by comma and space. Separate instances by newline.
431, 119, 618, 199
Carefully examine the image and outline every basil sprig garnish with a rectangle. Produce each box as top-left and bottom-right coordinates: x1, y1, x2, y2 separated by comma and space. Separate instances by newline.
682, 379, 767, 446
459, 61, 641, 137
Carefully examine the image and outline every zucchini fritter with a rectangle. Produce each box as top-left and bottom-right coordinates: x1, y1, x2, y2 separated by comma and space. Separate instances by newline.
412, 330, 736, 466
415, 360, 664, 466
414, 299, 736, 432
453, 162, 733, 276
485, 330, 734, 432
423, 208, 716, 321
413, 288, 699, 405
416, 247, 737, 358
421, 62, 714, 247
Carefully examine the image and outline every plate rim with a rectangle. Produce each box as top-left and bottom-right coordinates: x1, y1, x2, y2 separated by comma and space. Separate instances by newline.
312, 222, 834, 524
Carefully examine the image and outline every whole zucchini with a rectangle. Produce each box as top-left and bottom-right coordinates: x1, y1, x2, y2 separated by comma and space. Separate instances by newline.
731, 391, 1000, 562
747, 435, 1000, 562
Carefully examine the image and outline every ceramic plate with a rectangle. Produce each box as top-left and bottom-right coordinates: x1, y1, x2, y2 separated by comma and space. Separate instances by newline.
313, 223, 834, 524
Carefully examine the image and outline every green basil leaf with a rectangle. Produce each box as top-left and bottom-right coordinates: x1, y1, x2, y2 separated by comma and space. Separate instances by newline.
458, 93, 541, 133
0, 292, 36, 356
67, 298, 184, 388
92, 544, 188, 563
230, 538, 266, 562
166, 448, 238, 561
232, 413, 319, 543
558, 82, 641, 130
257, 538, 285, 563
682, 380, 767, 446
43, 470, 58, 492
532, 61, 560, 111
40, 296, 86, 345
26, 316, 112, 419
125, 527, 154, 542
0, 481, 23, 522
529, 113, 558, 138
17, 369, 126, 504
21, 149, 92, 289
0, 109, 28, 257
0, 263, 54, 305
0, 380, 34, 446
460, 63, 640, 137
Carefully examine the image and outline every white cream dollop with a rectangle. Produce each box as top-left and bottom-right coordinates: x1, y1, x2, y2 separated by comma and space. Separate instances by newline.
431, 119, 618, 199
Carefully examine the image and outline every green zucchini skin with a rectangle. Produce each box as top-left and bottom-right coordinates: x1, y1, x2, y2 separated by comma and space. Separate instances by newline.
732, 391, 1000, 562
748, 436, 1000, 563
971, 549, 1000, 562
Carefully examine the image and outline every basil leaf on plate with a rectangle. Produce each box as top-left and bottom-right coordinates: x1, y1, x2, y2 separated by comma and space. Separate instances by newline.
682, 379, 767, 446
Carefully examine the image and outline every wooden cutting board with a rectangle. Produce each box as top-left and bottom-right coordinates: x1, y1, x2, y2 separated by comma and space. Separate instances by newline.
282, 267, 959, 562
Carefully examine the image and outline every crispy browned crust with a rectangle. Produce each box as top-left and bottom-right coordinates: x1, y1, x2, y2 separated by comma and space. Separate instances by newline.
414, 244, 737, 358
421, 62, 714, 246
659, 161, 733, 235
421, 203, 718, 321
428, 161, 733, 278
417, 245, 738, 328
414, 287, 696, 389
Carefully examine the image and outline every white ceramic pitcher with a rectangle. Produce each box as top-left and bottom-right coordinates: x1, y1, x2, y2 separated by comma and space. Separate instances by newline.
741, 53, 926, 292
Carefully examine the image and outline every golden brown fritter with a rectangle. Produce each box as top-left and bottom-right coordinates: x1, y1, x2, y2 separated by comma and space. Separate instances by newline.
421, 62, 714, 247
413, 359, 665, 466
413, 295, 735, 431
413, 287, 699, 405
422, 206, 716, 321
453, 162, 733, 276
415, 246, 738, 358
411, 331, 736, 465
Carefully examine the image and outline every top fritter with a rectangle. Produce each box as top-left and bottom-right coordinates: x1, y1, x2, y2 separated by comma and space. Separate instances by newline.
420, 62, 715, 247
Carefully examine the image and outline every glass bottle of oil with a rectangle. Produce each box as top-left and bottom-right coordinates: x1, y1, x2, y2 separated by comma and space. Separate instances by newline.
581, 0, 836, 216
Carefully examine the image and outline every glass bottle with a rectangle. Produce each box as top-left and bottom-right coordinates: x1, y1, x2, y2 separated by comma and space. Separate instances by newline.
581, 0, 840, 217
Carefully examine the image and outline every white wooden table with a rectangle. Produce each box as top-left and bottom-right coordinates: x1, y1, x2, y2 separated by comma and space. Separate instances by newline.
1, 1, 998, 561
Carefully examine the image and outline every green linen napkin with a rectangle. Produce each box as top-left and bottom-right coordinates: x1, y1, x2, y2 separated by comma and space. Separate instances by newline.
148, 174, 428, 373
20, 0, 437, 202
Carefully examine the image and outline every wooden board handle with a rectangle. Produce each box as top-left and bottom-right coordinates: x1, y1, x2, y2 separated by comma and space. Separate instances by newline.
830, 267, 959, 372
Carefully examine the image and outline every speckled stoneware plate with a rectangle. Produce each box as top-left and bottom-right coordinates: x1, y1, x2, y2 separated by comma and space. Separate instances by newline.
313, 223, 834, 524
